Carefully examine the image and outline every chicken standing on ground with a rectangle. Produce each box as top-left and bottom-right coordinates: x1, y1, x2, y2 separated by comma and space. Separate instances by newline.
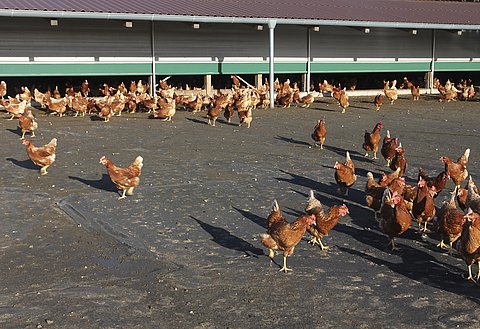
338, 88, 349, 113
374, 93, 383, 111
378, 168, 401, 187
457, 209, 480, 281
98, 104, 114, 122
432, 193, 464, 255
311, 119, 326, 149
17, 110, 38, 139
334, 151, 357, 196
418, 167, 450, 197
411, 85, 420, 101
154, 98, 176, 121
2, 98, 26, 120
99, 155, 143, 200
380, 130, 397, 167
363, 122, 382, 159
365, 172, 387, 221
457, 176, 478, 211
379, 189, 412, 251
206, 104, 220, 126
383, 81, 398, 104
23, 138, 57, 175
305, 190, 349, 250
0, 81, 6, 99
389, 142, 407, 177
46, 97, 67, 117
238, 108, 252, 128
298, 92, 315, 107
441, 148, 470, 195
260, 200, 316, 272
464, 183, 480, 214
412, 177, 437, 233
223, 104, 234, 123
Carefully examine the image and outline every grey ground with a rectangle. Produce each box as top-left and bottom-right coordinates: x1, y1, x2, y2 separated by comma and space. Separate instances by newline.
1, 94, 480, 328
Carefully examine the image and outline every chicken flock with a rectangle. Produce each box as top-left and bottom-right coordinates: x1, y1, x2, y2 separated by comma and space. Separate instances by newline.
1, 76, 479, 279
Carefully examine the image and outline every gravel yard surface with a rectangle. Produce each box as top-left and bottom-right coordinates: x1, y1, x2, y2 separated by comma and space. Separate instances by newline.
1, 93, 480, 328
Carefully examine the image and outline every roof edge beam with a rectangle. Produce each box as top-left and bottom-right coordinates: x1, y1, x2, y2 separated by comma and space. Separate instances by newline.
1, 10, 480, 30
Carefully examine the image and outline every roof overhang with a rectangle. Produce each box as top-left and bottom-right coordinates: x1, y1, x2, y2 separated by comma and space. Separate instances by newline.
1, 10, 479, 31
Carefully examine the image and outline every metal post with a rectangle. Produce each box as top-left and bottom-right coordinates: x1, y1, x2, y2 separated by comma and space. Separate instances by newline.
150, 21, 156, 95
430, 29, 436, 94
268, 20, 276, 108
306, 28, 311, 93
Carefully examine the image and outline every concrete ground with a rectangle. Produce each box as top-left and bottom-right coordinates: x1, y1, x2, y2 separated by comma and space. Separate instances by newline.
1, 92, 480, 328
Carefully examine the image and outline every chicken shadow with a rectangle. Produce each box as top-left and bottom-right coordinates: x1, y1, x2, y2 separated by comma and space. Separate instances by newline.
276, 169, 330, 192
6, 158, 39, 171
185, 117, 209, 125
274, 135, 311, 147
190, 216, 264, 257
329, 203, 480, 305
232, 206, 266, 229
337, 242, 480, 306
311, 107, 337, 113
6, 127, 23, 138
323, 145, 363, 158
68, 174, 118, 192
90, 115, 105, 121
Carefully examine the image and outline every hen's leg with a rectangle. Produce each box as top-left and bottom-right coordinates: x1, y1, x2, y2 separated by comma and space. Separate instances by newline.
389, 238, 401, 251
344, 187, 349, 197
40, 165, 50, 175
20, 131, 26, 139
451, 185, 459, 195
467, 264, 474, 281
126, 187, 135, 196
268, 248, 274, 259
278, 256, 292, 272
476, 261, 480, 281
118, 189, 127, 200
372, 152, 378, 160
449, 241, 456, 256
318, 238, 329, 251
31, 131, 35, 138
423, 221, 429, 232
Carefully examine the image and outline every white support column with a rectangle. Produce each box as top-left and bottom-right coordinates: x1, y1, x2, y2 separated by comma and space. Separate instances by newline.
268, 20, 276, 108
150, 21, 156, 95
306, 28, 311, 93
430, 29, 436, 94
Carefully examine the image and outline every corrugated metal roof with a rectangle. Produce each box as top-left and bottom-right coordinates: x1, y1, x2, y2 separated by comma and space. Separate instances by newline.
1, 0, 480, 27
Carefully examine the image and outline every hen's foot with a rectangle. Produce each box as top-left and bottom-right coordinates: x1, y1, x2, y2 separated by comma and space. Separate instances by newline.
279, 266, 292, 273
436, 240, 448, 249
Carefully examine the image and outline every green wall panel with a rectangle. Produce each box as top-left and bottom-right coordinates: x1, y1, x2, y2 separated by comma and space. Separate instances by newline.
310, 62, 432, 73
1, 61, 479, 77
434, 61, 480, 72
274, 63, 307, 74
220, 63, 269, 75
0, 63, 152, 76
155, 63, 219, 75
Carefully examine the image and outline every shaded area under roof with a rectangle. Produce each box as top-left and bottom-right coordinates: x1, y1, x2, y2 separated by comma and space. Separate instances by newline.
0, 0, 480, 28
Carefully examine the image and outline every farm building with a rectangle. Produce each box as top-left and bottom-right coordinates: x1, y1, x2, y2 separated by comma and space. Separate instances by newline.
0, 0, 480, 98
